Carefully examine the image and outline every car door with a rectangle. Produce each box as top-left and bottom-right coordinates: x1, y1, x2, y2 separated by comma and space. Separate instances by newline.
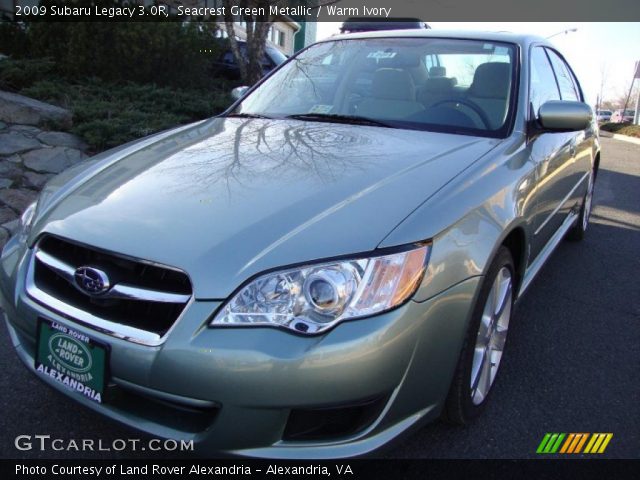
527, 46, 590, 261
544, 48, 593, 227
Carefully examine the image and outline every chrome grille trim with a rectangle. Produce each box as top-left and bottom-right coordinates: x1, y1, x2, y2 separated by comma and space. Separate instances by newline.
35, 250, 191, 304
25, 237, 193, 346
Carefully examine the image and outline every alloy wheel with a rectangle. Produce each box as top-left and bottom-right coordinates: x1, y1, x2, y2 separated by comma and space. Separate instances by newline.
470, 267, 513, 405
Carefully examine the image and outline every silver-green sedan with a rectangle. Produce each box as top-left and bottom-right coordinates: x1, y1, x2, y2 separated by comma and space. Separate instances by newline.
0, 30, 599, 458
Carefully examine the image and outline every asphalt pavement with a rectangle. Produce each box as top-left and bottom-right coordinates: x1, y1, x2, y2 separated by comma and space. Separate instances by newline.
1, 137, 638, 459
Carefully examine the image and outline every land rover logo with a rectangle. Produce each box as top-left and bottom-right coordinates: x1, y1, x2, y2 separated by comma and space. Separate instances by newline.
48, 333, 92, 374
74, 266, 110, 295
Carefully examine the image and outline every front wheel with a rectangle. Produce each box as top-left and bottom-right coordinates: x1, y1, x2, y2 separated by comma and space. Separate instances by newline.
444, 246, 515, 424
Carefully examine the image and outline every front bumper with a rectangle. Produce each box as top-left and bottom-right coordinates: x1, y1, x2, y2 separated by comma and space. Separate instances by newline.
1, 239, 480, 458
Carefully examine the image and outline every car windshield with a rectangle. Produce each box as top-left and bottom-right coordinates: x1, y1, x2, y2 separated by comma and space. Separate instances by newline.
233, 37, 518, 138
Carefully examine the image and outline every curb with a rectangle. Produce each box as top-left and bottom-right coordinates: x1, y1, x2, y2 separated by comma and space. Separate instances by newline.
610, 133, 640, 146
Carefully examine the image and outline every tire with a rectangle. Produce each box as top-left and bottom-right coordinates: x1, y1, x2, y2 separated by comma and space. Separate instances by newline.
566, 169, 595, 242
444, 246, 515, 425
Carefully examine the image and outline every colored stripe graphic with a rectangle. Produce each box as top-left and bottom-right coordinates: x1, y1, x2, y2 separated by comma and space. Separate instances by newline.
549, 433, 565, 453
536, 433, 552, 453
537, 433, 613, 454
559, 433, 575, 453
574, 433, 589, 453
537, 433, 565, 453
564, 433, 584, 453
584, 433, 613, 454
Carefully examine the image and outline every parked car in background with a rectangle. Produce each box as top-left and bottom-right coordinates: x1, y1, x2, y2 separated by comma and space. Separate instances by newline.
1, 30, 599, 458
596, 109, 612, 122
610, 109, 636, 123
212, 39, 287, 80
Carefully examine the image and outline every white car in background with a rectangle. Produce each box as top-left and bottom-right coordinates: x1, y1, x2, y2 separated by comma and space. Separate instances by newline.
596, 109, 612, 122
610, 109, 635, 123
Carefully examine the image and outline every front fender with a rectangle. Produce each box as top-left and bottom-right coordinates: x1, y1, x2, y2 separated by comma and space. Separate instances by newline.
379, 134, 536, 302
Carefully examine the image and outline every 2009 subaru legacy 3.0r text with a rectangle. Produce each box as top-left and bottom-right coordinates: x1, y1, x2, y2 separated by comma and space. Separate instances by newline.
0, 30, 599, 458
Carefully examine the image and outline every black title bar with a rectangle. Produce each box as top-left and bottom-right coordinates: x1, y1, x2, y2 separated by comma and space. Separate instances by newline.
4, 0, 640, 22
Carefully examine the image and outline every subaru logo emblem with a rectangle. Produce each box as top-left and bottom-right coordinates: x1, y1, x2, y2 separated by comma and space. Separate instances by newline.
74, 266, 110, 295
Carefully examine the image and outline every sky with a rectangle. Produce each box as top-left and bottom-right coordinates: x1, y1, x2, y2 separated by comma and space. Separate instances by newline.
315, 22, 640, 107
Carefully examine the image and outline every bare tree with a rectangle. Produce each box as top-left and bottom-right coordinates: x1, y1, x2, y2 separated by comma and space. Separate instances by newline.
222, 0, 272, 86
596, 62, 608, 112
610, 81, 640, 110
222, 0, 339, 86
157, 118, 375, 198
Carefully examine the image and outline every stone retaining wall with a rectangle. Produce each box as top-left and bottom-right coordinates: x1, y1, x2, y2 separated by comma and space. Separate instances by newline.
0, 91, 89, 247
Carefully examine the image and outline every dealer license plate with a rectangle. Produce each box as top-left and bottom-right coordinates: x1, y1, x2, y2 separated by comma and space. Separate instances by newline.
35, 318, 109, 403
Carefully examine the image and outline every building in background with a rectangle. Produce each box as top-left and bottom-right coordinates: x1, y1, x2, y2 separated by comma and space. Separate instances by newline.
293, 21, 317, 52
226, 17, 300, 56
165, 0, 301, 56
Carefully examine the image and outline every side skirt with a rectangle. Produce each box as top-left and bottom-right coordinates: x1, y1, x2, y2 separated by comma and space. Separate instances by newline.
518, 211, 578, 298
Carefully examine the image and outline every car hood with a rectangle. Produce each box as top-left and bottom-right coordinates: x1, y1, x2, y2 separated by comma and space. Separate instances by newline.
35, 117, 500, 298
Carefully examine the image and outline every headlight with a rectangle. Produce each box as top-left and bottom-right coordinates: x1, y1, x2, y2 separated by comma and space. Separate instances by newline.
19, 202, 37, 238
210, 244, 430, 334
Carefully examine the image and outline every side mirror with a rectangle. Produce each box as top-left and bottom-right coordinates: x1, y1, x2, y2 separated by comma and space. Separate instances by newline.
231, 86, 249, 101
538, 101, 593, 132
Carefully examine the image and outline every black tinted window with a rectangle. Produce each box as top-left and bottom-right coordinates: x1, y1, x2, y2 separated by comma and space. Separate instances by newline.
530, 47, 560, 117
546, 49, 580, 101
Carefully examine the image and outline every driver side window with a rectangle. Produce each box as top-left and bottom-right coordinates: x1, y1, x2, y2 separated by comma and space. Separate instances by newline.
529, 47, 561, 119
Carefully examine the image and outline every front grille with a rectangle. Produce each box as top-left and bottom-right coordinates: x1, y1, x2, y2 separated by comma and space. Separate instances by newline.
30, 235, 192, 342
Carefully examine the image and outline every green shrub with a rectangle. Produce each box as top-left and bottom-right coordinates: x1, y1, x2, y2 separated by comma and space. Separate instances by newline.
0, 58, 59, 90
20, 76, 232, 151
0, 22, 28, 57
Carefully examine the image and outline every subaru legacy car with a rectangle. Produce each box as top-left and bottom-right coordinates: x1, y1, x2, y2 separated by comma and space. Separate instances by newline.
1, 31, 598, 458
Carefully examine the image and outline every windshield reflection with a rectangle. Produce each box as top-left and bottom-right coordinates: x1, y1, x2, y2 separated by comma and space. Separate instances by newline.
234, 38, 517, 139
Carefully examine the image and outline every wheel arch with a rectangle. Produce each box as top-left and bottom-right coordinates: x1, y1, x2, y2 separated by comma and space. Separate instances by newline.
500, 226, 527, 297
593, 150, 601, 180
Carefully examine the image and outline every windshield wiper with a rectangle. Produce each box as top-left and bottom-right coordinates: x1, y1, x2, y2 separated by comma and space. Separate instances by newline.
285, 113, 394, 128
224, 112, 272, 119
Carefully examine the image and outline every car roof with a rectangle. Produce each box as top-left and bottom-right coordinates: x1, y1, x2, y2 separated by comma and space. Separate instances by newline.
340, 18, 430, 33
319, 29, 550, 48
